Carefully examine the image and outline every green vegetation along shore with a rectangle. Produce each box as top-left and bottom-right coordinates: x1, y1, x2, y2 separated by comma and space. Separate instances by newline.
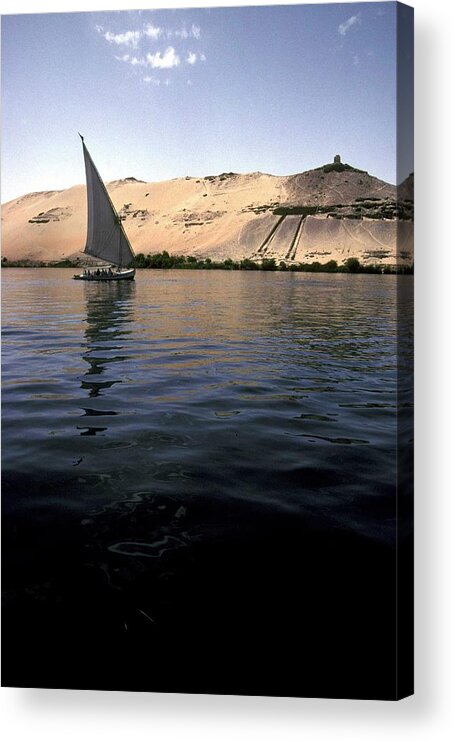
1, 253, 413, 274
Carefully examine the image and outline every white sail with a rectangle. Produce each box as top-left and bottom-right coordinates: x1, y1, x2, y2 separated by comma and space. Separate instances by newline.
81, 137, 135, 268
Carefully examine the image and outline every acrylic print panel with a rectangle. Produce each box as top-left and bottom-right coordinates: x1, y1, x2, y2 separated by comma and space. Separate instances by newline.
1, 1, 414, 700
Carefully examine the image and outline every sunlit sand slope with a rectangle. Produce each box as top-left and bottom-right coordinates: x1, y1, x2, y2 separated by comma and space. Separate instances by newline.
2, 165, 413, 266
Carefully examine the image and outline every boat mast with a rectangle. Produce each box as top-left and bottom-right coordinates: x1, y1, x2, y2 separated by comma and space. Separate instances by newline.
118, 217, 122, 268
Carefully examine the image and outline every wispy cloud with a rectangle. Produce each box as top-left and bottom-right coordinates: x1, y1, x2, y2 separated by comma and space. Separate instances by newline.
115, 53, 146, 67
97, 22, 201, 47
116, 46, 206, 71
97, 21, 205, 82
338, 14, 361, 36
103, 29, 142, 48
187, 51, 207, 66
173, 24, 201, 40
117, 49, 205, 70
144, 24, 163, 40
130, 56, 146, 67
146, 47, 180, 69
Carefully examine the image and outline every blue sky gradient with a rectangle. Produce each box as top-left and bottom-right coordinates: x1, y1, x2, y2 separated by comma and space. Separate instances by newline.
1, 2, 409, 202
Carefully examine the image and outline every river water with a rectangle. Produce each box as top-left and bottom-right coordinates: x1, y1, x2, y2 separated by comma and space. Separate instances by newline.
1, 268, 413, 698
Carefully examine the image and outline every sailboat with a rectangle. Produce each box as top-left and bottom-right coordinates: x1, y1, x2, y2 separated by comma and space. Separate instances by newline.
73, 134, 136, 281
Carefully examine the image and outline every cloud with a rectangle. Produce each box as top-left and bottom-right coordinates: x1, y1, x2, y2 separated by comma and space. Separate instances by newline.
115, 53, 145, 67
116, 47, 182, 69
173, 24, 201, 40
338, 14, 361, 36
186, 51, 206, 66
146, 47, 180, 69
103, 29, 142, 48
97, 22, 204, 81
97, 21, 202, 50
144, 24, 163, 40
130, 56, 146, 67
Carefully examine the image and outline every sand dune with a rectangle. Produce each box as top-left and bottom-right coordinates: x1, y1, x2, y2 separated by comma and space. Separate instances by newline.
1, 163, 413, 266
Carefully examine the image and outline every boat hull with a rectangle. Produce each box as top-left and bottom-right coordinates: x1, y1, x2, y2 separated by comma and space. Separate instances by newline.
73, 268, 136, 281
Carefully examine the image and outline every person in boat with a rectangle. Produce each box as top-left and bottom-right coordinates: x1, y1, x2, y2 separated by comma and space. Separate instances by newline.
108, 268, 113, 275
96, 268, 100, 276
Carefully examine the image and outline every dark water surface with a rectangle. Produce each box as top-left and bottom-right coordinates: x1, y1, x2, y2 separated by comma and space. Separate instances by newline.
2, 269, 411, 698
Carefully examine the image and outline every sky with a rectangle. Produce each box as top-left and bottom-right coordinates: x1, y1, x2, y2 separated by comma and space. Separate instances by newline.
1, 1, 413, 202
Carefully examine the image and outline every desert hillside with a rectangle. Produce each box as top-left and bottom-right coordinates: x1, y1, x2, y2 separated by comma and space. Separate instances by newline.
1, 159, 414, 267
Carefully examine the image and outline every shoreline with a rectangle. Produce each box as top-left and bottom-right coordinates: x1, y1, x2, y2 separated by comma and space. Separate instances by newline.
1, 253, 414, 275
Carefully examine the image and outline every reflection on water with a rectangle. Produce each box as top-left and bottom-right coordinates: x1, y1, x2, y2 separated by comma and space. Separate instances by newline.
79, 282, 135, 433
1, 268, 413, 699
